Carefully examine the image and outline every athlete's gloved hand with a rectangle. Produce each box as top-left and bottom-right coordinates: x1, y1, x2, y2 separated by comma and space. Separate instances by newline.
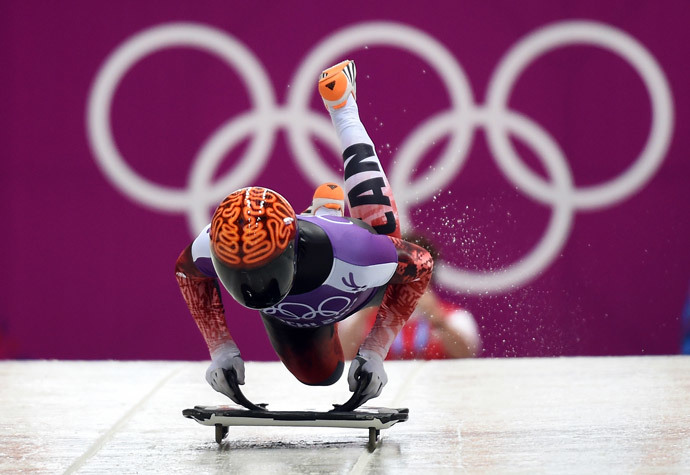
205, 341, 245, 404
347, 349, 388, 407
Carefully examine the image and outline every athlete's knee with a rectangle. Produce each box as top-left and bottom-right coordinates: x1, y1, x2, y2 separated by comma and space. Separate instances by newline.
299, 360, 344, 386
270, 323, 346, 386
285, 356, 344, 386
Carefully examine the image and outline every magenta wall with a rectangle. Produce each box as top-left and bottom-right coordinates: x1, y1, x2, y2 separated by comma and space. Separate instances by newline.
1, 1, 689, 360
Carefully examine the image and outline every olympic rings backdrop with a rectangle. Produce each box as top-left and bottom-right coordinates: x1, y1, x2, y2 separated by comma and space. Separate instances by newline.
2, 1, 689, 360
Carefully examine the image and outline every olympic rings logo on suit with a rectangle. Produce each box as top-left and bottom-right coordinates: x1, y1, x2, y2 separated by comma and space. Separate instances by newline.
86, 20, 674, 295
263, 295, 359, 326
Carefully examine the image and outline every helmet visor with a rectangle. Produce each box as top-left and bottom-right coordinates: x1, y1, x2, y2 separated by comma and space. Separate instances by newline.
211, 241, 295, 309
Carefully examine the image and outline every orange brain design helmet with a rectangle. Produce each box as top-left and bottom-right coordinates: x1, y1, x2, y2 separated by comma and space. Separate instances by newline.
209, 187, 297, 309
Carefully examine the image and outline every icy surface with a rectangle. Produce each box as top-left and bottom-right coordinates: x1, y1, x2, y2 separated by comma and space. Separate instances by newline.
1, 357, 690, 473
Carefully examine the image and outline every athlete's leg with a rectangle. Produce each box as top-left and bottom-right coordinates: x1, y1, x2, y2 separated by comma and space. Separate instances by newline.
261, 313, 344, 386
319, 61, 401, 238
319, 60, 434, 350
319, 61, 434, 362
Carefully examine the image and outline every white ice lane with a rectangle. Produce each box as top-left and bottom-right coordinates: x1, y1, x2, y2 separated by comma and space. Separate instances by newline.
1, 357, 690, 474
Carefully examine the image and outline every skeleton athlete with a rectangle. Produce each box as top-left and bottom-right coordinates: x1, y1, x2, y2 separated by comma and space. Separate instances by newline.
175, 60, 433, 408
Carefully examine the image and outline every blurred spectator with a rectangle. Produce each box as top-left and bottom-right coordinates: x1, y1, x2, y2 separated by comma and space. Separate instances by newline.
301, 187, 480, 361
338, 233, 481, 360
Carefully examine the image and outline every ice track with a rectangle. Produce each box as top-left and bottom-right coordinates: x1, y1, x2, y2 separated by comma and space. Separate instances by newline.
2, 357, 690, 473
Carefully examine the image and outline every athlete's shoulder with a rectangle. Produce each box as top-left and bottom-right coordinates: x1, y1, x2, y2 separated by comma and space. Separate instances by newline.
190, 224, 216, 277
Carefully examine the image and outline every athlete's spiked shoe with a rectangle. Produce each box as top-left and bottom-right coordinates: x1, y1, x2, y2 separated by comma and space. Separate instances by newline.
311, 182, 345, 216
302, 182, 345, 216
318, 60, 356, 111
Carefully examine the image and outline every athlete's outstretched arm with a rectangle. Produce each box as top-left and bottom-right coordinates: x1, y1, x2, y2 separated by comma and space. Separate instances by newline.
344, 236, 433, 406
360, 237, 434, 359
175, 232, 246, 402
175, 243, 233, 354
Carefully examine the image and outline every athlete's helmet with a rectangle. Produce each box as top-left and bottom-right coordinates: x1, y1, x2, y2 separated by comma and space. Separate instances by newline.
209, 187, 297, 309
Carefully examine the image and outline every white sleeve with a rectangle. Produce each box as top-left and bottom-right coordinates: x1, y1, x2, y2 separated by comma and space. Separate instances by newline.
329, 98, 373, 150
191, 224, 212, 261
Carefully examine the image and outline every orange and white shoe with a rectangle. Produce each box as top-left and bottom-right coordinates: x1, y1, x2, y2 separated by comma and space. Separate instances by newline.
302, 182, 345, 216
318, 60, 356, 111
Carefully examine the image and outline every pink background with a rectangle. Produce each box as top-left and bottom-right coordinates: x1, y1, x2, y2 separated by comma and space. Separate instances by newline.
1, 1, 689, 360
